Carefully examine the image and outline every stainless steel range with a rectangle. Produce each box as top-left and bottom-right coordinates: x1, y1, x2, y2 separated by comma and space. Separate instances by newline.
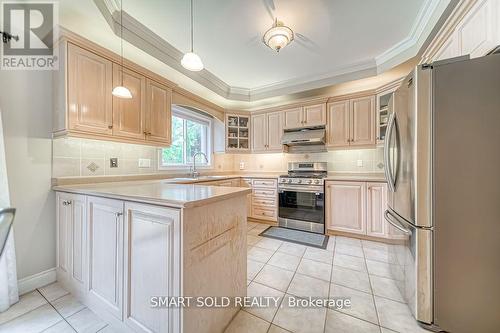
278, 162, 327, 234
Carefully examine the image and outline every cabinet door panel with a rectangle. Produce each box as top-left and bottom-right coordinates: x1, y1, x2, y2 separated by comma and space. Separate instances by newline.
67, 44, 113, 135
124, 203, 181, 333
366, 183, 387, 238
283, 107, 303, 129
71, 196, 87, 288
57, 194, 71, 278
251, 114, 267, 152
88, 197, 124, 319
456, 0, 496, 58
326, 181, 366, 234
303, 104, 326, 127
146, 80, 172, 145
350, 96, 376, 146
112, 65, 146, 140
267, 111, 283, 151
327, 101, 350, 147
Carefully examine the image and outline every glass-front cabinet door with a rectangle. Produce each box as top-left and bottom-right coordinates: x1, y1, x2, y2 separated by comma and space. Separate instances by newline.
226, 114, 250, 152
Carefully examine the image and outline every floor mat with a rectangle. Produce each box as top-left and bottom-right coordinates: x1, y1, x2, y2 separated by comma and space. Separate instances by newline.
259, 226, 329, 249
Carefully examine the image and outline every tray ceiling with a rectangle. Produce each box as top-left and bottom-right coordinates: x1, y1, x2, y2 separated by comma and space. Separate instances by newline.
92, 0, 450, 101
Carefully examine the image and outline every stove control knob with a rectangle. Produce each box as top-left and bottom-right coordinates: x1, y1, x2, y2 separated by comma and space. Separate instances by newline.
307, 179, 313, 184
297, 179, 302, 184
288, 179, 293, 183
314, 179, 320, 185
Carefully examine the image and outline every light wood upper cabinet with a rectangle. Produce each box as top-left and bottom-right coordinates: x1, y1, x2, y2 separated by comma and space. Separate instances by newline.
283, 104, 326, 129
303, 104, 326, 127
87, 196, 124, 320
251, 111, 283, 152
251, 113, 267, 152
56, 42, 173, 147
350, 96, 376, 146
112, 65, 146, 140
146, 80, 172, 145
326, 181, 366, 235
327, 96, 375, 148
283, 107, 303, 129
67, 44, 113, 135
366, 182, 387, 238
327, 100, 350, 147
267, 111, 283, 151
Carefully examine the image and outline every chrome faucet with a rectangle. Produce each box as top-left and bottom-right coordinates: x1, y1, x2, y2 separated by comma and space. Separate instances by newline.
190, 152, 208, 178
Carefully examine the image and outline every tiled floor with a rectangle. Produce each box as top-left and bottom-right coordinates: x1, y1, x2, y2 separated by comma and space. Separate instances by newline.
230, 222, 429, 333
0, 221, 427, 333
0, 283, 109, 333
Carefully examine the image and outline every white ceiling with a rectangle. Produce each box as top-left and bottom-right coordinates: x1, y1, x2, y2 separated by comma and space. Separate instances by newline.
121, 0, 424, 89
62, 0, 451, 103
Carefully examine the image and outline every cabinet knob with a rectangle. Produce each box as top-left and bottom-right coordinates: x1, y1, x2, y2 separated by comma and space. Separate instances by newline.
108, 125, 113, 129
62, 200, 72, 206
115, 212, 123, 217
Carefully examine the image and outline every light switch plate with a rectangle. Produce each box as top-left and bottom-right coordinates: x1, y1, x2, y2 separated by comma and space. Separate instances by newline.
138, 158, 151, 168
357, 160, 363, 167
239, 161, 245, 170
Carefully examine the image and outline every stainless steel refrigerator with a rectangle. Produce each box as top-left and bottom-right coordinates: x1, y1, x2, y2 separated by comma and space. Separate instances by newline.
383, 53, 500, 333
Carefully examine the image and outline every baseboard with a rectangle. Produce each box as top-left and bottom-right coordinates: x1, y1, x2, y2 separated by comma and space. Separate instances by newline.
17, 267, 57, 295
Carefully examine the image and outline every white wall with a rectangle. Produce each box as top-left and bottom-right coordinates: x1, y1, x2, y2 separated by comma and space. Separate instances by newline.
0, 70, 55, 280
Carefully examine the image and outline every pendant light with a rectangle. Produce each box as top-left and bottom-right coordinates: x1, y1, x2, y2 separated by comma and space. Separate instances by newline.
181, 0, 204, 71
112, 0, 132, 99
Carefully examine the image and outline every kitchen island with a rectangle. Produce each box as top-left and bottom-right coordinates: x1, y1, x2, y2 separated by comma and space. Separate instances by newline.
53, 180, 251, 333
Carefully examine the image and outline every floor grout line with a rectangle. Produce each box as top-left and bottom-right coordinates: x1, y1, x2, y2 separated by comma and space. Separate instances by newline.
37, 287, 78, 332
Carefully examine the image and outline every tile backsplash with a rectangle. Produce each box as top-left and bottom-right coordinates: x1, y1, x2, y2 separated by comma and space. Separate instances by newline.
52, 137, 384, 178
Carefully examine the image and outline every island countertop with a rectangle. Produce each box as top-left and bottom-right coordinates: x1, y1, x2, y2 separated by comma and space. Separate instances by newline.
53, 180, 252, 208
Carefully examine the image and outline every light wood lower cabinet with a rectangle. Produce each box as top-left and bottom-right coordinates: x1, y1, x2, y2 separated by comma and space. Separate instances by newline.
87, 196, 124, 320
366, 182, 387, 238
249, 178, 278, 222
56, 193, 87, 295
124, 202, 181, 333
326, 181, 366, 235
326, 180, 391, 239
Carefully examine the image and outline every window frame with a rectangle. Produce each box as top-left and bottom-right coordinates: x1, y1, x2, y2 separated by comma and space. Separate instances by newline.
158, 106, 213, 170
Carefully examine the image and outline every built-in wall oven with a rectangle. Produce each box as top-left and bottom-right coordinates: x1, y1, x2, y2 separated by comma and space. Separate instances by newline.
278, 162, 327, 234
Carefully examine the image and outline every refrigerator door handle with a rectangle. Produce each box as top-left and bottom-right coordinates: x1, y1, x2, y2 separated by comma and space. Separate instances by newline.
384, 210, 411, 235
384, 111, 397, 192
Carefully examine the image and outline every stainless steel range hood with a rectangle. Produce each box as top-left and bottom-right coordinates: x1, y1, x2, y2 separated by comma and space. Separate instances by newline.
281, 126, 326, 153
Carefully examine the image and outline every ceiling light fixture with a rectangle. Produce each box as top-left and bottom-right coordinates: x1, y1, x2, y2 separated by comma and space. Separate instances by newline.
181, 0, 204, 71
112, 0, 132, 99
263, 18, 294, 53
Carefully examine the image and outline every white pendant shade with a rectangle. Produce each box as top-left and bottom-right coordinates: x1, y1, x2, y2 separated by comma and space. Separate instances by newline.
112, 86, 132, 99
181, 52, 204, 71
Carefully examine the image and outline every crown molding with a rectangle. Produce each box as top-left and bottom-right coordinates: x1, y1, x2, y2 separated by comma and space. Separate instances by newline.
94, 0, 449, 102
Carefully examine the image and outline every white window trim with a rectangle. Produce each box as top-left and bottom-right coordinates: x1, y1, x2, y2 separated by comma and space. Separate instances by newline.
158, 106, 214, 170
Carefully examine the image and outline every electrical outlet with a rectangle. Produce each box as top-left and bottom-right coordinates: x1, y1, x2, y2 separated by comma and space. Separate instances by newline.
138, 158, 151, 168
239, 161, 245, 170
357, 160, 363, 167
110, 158, 118, 168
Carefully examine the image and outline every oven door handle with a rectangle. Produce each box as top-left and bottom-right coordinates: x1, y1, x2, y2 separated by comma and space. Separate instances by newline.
278, 187, 323, 195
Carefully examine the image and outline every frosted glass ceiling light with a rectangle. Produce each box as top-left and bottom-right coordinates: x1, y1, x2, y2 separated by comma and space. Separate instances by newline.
263, 18, 294, 52
182, 0, 204, 71
112, 0, 132, 99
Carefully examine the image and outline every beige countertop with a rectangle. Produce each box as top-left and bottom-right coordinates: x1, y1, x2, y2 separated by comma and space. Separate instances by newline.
52, 171, 385, 186
53, 180, 252, 208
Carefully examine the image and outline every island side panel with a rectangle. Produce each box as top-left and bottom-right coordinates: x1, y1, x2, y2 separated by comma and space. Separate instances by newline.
181, 195, 247, 333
